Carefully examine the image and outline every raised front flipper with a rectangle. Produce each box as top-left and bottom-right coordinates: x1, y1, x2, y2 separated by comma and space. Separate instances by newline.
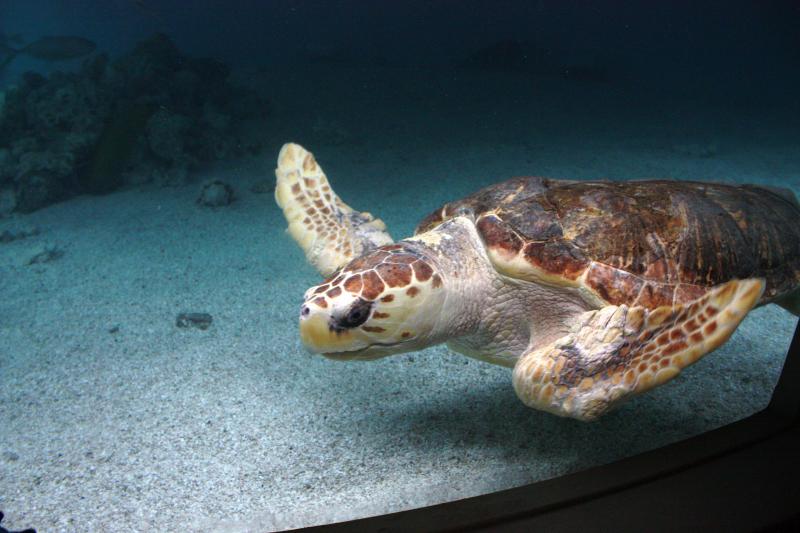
275, 143, 393, 277
513, 278, 765, 421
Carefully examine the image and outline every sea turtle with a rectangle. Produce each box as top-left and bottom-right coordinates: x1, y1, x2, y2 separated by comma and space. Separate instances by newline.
275, 143, 800, 421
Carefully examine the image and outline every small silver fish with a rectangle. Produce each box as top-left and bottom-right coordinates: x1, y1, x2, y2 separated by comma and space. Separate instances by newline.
1, 35, 96, 71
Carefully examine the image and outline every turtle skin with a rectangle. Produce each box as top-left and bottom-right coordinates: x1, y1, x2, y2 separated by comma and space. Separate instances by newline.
416, 177, 800, 309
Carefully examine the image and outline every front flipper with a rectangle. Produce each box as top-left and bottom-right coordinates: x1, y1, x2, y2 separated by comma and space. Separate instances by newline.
274, 143, 393, 277
513, 278, 765, 421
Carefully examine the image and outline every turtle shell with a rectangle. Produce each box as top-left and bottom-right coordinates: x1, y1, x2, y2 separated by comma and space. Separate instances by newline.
416, 177, 800, 309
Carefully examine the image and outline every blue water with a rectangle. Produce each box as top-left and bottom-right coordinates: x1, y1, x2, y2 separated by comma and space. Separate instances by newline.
0, 2, 798, 531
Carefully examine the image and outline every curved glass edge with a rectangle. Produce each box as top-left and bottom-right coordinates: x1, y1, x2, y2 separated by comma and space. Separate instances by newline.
306, 320, 800, 533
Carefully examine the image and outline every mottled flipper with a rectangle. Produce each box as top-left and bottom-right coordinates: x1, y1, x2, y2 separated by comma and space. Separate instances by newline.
513, 278, 765, 421
275, 143, 393, 276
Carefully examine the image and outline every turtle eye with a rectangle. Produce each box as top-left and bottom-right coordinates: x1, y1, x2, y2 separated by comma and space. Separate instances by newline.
340, 298, 372, 328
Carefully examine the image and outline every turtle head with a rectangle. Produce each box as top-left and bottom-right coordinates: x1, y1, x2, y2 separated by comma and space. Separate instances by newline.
299, 243, 447, 360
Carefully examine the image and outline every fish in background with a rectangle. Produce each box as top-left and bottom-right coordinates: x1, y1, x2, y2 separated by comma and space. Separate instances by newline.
0, 35, 97, 72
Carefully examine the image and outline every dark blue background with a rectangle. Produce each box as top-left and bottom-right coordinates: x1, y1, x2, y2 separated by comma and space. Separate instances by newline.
2, 0, 798, 101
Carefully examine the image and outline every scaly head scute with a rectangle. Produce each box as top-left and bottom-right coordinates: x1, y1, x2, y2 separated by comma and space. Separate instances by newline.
299, 243, 446, 360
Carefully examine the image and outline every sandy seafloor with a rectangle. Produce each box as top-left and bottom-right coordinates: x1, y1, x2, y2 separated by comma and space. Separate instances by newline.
1, 65, 798, 531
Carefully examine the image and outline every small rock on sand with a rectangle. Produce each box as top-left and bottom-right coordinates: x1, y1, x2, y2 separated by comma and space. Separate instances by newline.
197, 180, 234, 207
2, 450, 20, 461
26, 244, 63, 265
176, 312, 213, 330
0, 224, 40, 243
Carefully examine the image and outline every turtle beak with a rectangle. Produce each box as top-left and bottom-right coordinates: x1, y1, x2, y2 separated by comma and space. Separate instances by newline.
299, 308, 368, 354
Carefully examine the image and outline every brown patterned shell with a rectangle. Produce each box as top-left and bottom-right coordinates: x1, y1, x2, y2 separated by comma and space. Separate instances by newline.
416, 177, 800, 309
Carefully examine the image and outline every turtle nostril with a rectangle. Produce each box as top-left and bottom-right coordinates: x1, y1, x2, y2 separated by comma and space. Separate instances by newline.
300, 305, 310, 318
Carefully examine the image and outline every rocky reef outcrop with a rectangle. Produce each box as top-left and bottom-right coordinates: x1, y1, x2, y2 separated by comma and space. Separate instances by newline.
0, 33, 268, 213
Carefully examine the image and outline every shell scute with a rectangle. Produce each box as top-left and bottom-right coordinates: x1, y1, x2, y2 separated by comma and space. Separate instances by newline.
523, 241, 588, 280
476, 215, 523, 256
417, 177, 799, 308
584, 262, 644, 306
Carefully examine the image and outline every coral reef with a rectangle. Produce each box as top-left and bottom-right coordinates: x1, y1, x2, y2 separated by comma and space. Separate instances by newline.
0, 33, 268, 212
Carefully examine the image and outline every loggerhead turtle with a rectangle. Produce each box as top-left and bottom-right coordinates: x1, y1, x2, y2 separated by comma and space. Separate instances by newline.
275, 143, 800, 421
